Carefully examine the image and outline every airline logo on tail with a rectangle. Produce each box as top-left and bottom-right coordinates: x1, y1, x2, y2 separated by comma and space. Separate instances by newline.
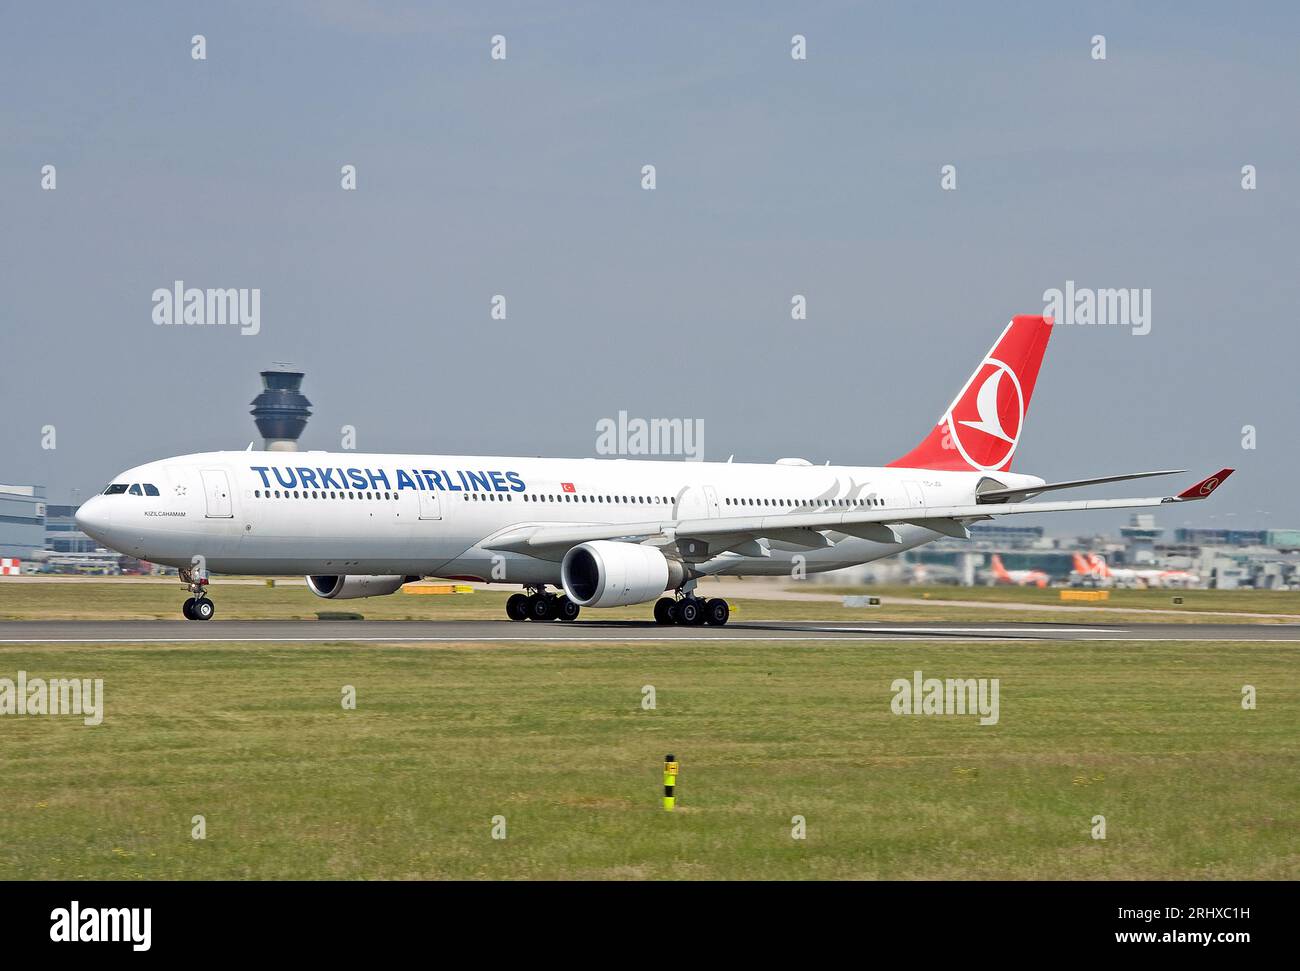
889, 315, 1053, 473
951, 358, 1024, 468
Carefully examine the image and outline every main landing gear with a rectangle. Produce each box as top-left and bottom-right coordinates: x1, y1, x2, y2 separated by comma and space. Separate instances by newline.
505, 586, 580, 623
654, 594, 729, 626
179, 566, 215, 621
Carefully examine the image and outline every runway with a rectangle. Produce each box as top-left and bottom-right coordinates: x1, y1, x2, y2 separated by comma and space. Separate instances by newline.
0, 619, 1297, 643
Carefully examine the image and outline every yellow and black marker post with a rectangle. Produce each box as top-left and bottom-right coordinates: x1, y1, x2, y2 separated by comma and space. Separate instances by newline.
663, 754, 679, 811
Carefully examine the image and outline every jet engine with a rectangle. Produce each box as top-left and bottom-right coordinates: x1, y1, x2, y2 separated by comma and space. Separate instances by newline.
560, 541, 685, 608
305, 575, 414, 600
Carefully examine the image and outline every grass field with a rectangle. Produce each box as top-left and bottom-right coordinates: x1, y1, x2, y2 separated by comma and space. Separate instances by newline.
1, 579, 1296, 624
0, 637, 1295, 880
822, 585, 1300, 616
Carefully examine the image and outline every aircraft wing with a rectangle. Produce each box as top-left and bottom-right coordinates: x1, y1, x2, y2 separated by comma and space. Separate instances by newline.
485, 468, 1234, 559
975, 469, 1187, 503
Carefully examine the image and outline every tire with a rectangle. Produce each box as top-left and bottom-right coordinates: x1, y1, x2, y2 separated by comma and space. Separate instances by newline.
653, 598, 675, 625
506, 593, 529, 621
182, 597, 197, 620
676, 598, 702, 626
704, 598, 730, 626
557, 598, 580, 622
193, 599, 214, 621
530, 594, 558, 621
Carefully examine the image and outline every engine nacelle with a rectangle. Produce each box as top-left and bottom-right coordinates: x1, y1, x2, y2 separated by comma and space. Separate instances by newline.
306, 574, 413, 600
560, 541, 685, 608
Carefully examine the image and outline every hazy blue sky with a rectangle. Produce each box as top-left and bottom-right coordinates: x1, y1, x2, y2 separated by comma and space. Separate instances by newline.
3, 1, 1297, 533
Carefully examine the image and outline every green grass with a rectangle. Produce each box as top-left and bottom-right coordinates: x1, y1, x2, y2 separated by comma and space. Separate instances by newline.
820, 584, 1300, 615
1, 579, 1294, 624
0, 638, 1295, 879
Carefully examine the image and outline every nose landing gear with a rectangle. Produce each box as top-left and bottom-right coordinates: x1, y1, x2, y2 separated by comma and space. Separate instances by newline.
182, 597, 215, 621
179, 566, 215, 621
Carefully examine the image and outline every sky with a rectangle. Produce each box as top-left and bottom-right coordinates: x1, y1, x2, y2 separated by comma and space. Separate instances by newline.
2, 1, 1297, 534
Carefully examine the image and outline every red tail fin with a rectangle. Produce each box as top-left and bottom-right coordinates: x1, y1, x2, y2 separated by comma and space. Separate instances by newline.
889, 315, 1053, 472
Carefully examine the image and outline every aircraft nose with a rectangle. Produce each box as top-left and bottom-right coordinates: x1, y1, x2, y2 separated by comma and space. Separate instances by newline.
74, 495, 114, 543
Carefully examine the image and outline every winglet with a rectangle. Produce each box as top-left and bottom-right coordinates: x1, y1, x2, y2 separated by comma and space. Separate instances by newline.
1175, 468, 1234, 500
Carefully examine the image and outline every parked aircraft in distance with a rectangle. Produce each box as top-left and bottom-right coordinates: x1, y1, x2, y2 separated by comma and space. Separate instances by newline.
988, 553, 1050, 588
1078, 552, 1201, 588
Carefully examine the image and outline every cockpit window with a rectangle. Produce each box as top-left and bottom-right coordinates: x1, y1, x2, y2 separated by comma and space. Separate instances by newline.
143, 484, 160, 496
103, 484, 128, 495
128, 484, 143, 496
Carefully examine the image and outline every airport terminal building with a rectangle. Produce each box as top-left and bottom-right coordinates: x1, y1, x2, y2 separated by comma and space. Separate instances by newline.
0, 483, 46, 560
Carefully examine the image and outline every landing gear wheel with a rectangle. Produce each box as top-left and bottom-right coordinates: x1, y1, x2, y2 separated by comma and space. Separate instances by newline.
556, 598, 581, 622
506, 593, 529, 621
528, 594, 558, 622
676, 598, 703, 626
653, 598, 675, 625
182, 597, 197, 620
688, 599, 708, 625
193, 598, 214, 621
704, 598, 730, 626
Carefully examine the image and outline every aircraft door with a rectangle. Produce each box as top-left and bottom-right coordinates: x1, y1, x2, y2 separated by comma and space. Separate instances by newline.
418, 490, 443, 520
200, 470, 234, 518
702, 485, 720, 518
678, 485, 719, 520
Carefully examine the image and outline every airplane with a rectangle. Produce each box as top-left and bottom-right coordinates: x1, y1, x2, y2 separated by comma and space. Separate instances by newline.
1070, 551, 1104, 585
1080, 552, 1201, 588
907, 563, 962, 585
988, 554, 1049, 588
74, 315, 1234, 623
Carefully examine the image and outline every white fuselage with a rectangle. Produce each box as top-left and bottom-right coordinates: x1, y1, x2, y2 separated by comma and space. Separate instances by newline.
75, 450, 1046, 584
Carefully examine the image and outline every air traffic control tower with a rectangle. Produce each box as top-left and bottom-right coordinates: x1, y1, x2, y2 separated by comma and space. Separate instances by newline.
250, 367, 312, 452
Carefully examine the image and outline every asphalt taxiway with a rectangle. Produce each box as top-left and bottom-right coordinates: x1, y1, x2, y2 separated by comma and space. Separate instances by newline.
0, 619, 1296, 643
